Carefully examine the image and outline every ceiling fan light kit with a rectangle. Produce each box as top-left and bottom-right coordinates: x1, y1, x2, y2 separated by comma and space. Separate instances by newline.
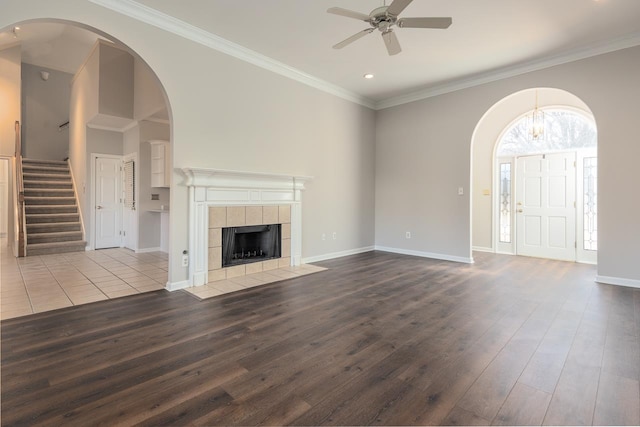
328, 0, 452, 56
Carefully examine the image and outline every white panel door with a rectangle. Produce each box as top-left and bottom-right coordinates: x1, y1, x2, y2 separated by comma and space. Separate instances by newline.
516, 153, 576, 261
95, 157, 122, 249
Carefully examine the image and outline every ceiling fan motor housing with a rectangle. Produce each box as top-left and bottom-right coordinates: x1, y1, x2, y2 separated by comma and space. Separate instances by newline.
369, 6, 399, 31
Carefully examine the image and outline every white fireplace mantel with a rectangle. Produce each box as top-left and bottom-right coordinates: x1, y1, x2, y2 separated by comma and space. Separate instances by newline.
178, 168, 312, 290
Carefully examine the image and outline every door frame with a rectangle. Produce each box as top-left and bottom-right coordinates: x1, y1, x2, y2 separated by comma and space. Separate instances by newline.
492, 148, 597, 264
90, 153, 123, 250
122, 152, 138, 251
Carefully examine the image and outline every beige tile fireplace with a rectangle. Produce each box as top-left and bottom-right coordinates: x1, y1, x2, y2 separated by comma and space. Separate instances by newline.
208, 205, 292, 282
179, 168, 310, 291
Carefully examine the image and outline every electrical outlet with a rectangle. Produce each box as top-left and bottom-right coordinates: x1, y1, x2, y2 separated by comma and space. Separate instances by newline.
406, 231, 411, 239
181, 254, 188, 267
332, 232, 337, 240
458, 187, 464, 196
322, 233, 326, 241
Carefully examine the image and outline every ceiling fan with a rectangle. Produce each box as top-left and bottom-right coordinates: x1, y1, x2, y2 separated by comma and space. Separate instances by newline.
327, 0, 452, 56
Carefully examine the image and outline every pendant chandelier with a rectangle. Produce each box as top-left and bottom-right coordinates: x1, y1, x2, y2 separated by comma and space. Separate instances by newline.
527, 90, 545, 141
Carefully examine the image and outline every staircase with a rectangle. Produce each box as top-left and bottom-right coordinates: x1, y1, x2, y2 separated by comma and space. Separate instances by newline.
22, 159, 86, 256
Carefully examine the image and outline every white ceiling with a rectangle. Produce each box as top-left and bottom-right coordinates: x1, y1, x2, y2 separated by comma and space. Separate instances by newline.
130, 0, 640, 103
0, 23, 107, 74
3, 0, 640, 106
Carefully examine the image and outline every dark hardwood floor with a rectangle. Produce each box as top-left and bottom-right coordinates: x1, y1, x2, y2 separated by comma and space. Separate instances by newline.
2, 251, 639, 426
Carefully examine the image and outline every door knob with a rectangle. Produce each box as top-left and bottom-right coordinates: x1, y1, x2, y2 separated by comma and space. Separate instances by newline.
96, 205, 103, 210
517, 209, 523, 213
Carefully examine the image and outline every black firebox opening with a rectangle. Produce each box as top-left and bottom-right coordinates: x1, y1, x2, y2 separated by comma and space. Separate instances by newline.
222, 224, 281, 267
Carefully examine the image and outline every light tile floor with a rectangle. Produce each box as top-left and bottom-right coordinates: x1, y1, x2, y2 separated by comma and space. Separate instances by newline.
184, 264, 327, 300
1, 238, 168, 320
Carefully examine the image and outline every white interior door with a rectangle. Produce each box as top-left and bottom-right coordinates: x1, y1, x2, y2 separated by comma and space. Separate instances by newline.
0, 159, 9, 237
516, 153, 576, 261
95, 157, 122, 249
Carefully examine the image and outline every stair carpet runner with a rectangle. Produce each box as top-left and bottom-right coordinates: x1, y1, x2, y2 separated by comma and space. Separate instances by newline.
22, 158, 86, 256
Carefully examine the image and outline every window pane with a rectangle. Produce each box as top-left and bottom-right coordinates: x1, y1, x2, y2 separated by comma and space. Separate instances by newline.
499, 163, 511, 243
584, 157, 598, 251
497, 110, 596, 157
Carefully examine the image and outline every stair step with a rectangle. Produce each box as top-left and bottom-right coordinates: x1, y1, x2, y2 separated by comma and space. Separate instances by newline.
27, 240, 86, 256
23, 173, 71, 182
22, 158, 67, 166
24, 196, 77, 205
28, 231, 83, 244
26, 213, 80, 223
22, 165, 69, 174
23, 188, 75, 197
27, 222, 82, 233
26, 205, 78, 214
23, 180, 73, 189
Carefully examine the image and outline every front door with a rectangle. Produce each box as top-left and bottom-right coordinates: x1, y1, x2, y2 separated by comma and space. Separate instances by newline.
516, 152, 576, 261
95, 157, 122, 249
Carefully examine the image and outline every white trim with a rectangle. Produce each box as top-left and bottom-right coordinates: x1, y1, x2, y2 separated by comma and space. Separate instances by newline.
596, 275, 640, 289
135, 247, 161, 253
377, 32, 640, 110
86, 121, 137, 133
67, 159, 87, 243
472, 246, 494, 253
166, 279, 190, 291
302, 246, 374, 264
375, 245, 474, 264
88, 0, 375, 109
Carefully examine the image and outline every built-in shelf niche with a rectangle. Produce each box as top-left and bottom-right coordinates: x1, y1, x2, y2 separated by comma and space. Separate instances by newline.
149, 140, 170, 188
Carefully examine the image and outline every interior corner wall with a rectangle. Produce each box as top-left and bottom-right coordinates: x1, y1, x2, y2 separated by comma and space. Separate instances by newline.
69, 39, 99, 248
133, 57, 165, 120
0, 45, 21, 157
376, 45, 640, 282
21, 63, 72, 161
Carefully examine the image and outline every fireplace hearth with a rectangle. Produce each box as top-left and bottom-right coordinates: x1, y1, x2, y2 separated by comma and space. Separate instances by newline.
222, 224, 281, 267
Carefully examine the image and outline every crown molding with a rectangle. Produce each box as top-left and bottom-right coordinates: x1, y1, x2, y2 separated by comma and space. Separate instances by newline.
88, 0, 376, 109
375, 31, 640, 110
89, 0, 640, 112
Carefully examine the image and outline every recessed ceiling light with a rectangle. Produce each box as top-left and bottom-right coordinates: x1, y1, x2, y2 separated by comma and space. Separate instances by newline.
14, 26, 20, 30
363, 73, 374, 79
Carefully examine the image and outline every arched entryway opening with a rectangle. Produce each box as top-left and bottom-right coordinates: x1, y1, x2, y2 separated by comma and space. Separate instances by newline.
471, 88, 597, 264
0, 19, 174, 316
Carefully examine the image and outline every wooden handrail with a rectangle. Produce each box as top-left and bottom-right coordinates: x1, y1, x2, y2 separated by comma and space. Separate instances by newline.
15, 121, 26, 257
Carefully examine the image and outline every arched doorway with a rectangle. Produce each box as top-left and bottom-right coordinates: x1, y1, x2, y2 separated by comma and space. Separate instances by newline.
494, 108, 597, 263
471, 88, 597, 264
0, 20, 174, 316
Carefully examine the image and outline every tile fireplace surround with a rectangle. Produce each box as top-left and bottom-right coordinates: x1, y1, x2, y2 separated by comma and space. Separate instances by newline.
208, 205, 292, 282
180, 168, 311, 290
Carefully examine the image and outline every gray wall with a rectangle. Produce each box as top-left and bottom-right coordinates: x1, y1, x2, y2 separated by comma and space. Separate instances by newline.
21, 63, 72, 160
0, 45, 21, 157
98, 43, 133, 119
376, 46, 640, 281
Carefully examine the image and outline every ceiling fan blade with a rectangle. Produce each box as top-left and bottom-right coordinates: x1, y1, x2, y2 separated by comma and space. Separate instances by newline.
398, 17, 452, 29
386, 0, 413, 16
333, 28, 375, 49
382, 30, 402, 56
327, 7, 371, 22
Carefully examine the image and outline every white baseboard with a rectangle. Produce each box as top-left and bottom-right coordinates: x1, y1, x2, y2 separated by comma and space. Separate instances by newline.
136, 247, 162, 253
595, 275, 640, 289
166, 279, 190, 291
472, 246, 494, 253
375, 246, 474, 264
302, 246, 375, 264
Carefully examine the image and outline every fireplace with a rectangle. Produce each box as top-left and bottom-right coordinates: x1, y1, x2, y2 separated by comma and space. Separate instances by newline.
222, 224, 281, 267
180, 167, 310, 289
